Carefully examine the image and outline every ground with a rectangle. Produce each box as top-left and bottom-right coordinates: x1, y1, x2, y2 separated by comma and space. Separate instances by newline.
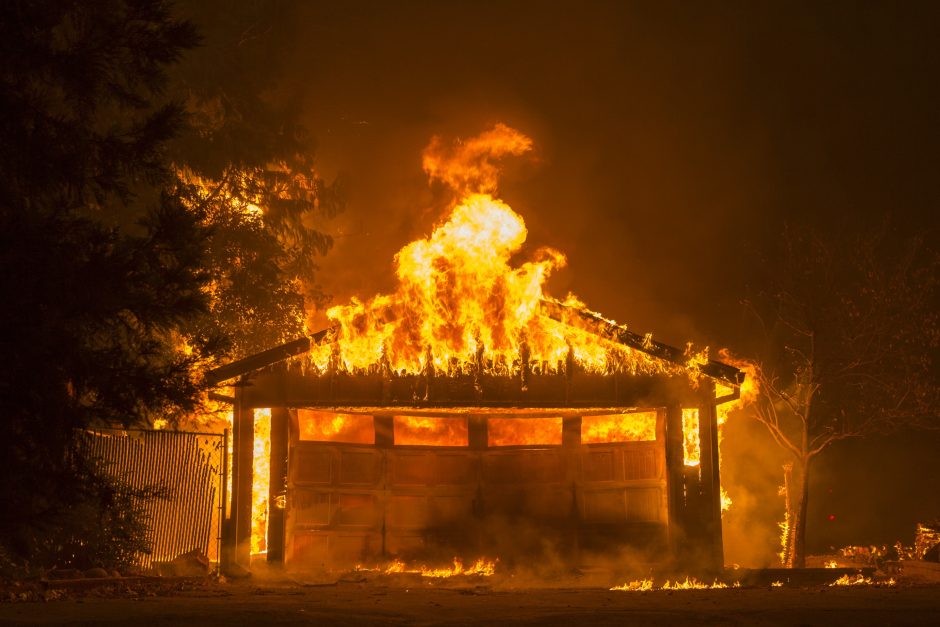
1, 579, 939, 626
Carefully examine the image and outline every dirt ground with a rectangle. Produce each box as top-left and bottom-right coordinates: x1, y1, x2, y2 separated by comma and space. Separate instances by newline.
1, 578, 939, 627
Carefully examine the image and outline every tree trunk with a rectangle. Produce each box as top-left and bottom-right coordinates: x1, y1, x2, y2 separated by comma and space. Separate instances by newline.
790, 458, 810, 569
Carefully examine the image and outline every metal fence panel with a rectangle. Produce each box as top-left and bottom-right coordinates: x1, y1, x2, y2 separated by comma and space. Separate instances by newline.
80, 428, 225, 569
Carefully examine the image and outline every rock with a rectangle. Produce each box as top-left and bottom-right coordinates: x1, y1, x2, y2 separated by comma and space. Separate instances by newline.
84, 567, 109, 579
45, 569, 83, 580
156, 549, 210, 577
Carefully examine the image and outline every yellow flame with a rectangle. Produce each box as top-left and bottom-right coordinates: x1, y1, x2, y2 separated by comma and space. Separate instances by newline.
581, 411, 657, 443
307, 126, 694, 381
356, 557, 497, 578
611, 577, 737, 591
251, 408, 271, 555
682, 408, 700, 466
829, 574, 873, 586
610, 578, 654, 591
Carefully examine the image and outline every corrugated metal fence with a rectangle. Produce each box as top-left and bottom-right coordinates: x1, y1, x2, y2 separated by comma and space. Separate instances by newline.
80, 428, 226, 569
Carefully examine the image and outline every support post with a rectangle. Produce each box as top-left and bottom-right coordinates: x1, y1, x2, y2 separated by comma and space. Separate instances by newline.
664, 405, 686, 562
562, 416, 582, 561
374, 416, 394, 448
698, 396, 724, 571
468, 416, 487, 450
231, 386, 254, 572
267, 407, 289, 564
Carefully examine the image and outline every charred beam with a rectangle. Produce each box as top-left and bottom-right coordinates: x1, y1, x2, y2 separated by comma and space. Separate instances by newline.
206, 328, 335, 385
208, 391, 235, 404
539, 299, 744, 387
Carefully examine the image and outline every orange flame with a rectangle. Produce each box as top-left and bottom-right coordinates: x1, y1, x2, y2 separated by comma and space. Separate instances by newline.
357, 557, 497, 578
298, 410, 374, 444
252, 408, 271, 555
422, 123, 532, 196
581, 411, 657, 443
682, 408, 700, 467
308, 126, 678, 379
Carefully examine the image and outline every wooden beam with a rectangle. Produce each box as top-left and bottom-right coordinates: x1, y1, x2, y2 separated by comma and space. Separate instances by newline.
540, 299, 745, 387
206, 328, 335, 386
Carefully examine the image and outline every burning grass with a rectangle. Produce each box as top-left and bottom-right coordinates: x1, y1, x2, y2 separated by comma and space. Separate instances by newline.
355, 557, 498, 579
610, 577, 739, 591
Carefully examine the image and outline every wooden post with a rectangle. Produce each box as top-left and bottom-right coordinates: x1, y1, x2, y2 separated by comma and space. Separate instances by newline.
267, 407, 289, 564
698, 396, 724, 571
374, 416, 394, 448
664, 405, 685, 562
562, 417, 582, 449
468, 416, 487, 450
562, 416, 582, 561
231, 385, 254, 571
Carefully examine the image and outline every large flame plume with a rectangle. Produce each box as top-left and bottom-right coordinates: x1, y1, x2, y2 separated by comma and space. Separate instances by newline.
309, 125, 674, 377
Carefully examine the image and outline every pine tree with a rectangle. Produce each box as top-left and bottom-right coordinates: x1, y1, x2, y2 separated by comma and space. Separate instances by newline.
0, 0, 206, 568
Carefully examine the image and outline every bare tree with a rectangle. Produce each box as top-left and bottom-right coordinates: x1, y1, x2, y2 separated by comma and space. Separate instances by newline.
744, 222, 938, 568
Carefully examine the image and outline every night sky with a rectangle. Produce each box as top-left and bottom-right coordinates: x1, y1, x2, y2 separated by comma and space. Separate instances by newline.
290, 1, 939, 352
269, 1, 940, 560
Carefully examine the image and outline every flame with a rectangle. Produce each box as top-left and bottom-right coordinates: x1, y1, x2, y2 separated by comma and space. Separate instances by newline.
777, 499, 790, 566
713, 353, 761, 514
611, 577, 737, 591
488, 417, 562, 446
252, 408, 271, 555
581, 411, 657, 443
422, 123, 532, 196
307, 125, 682, 380
298, 410, 374, 444
829, 573, 897, 587
610, 578, 654, 591
393, 416, 468, 446
357, 557, 497, 578
682, 408, 700, 466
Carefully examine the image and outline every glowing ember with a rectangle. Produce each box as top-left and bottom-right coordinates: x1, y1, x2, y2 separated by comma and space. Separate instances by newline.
825, 560, 839, 569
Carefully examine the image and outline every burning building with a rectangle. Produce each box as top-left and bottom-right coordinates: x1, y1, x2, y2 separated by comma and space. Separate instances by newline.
207, 125, 745, 576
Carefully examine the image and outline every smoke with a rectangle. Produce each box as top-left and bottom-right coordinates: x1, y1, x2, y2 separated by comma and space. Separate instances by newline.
719, 405, 790, 568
